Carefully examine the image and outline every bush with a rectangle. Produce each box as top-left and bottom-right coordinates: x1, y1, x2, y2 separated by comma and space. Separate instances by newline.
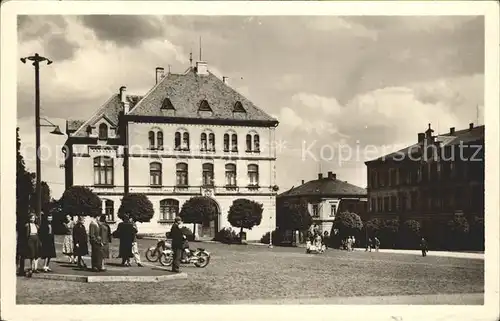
60, 186, 101, 217
399, 220, 421, 249
446, 214, 470, 250
118, 193, 154, 223
260, 228, 286, 246
214, 227, 240, 244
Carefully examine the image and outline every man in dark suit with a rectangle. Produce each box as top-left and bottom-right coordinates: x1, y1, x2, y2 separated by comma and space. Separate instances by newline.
169, 216, 184, 273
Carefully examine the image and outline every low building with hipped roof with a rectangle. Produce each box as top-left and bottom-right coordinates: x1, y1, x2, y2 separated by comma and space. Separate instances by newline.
277, 171, 368, 235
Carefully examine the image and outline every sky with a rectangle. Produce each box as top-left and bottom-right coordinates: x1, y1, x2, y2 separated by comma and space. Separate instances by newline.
17, 15, 485, 199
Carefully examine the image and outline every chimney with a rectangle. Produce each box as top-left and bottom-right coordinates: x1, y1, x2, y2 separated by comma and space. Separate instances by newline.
318, 173, 323, 179
301, 180, 304, 185
469, 123, 474, 130
120, 86, 129, 113
155, 67, 165, 84
450, 127, 455, 135
418, 133, 425, 143
223, 76, 229, 85
196, 61, 208, 75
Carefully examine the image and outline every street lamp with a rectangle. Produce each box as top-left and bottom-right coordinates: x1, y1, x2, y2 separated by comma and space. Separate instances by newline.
20, 53, 57, 221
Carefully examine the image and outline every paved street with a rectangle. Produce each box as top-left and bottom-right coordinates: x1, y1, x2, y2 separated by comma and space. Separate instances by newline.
16, 236, 484, 304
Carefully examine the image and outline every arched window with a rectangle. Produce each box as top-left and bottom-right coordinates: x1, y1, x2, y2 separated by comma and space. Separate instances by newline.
253, 134, 260, 152
246, 134, 252, 152
98, 123, 108, 140
176, 163, 188, 186
231, 134, 238, 152
160, 199, 179, 221
93, 156, 114, 186
248, 164, 259, 186
157, 131, 163, 149
182, 132, 190, 150
208, 133, 215, 151
148, 131, 155, 149
102, 199, 114, 222
202, 163, 214, 187
223, 134, 230, 152
200, 133, 207, 151
225, 163, 237, 186
150, 162, 162, 186
174, 132, 181, 149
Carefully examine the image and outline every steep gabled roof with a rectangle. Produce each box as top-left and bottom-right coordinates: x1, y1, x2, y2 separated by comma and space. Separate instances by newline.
278, 178, 367, 198
365, 125, 485, 164
128, 68, 277, 123
71, 94, 142, 137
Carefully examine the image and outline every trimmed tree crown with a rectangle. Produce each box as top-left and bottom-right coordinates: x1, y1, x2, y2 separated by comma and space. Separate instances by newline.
61, 186, 101, 217
179, 196, 218, 224
118, 193, 154, 223
276, 198, 312, 231
227, 198, 263, 230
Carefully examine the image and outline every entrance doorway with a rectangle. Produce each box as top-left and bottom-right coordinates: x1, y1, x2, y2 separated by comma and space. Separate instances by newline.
198, 197, 220, 240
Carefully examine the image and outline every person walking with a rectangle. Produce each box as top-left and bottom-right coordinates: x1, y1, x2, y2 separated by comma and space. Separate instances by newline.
89, 216, 104, 271
131, 218, 143, 267
24, 213, 41, 276
39, 213, 56, 272
374, 237, 380, 252
73, 216, 89, 269
99, 215, 112, 270
366, 238, 373, 252
347, 236, 353, 252
62, 214, 76, 263
169, 216, 185, 273
420, 237, 428, 257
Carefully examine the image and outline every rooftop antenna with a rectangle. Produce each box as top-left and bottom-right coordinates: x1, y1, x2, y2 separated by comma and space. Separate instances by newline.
199, 36, 202, 61
189, 51, 193, 66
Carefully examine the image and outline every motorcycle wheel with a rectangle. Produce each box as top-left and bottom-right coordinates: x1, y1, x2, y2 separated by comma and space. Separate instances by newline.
159, 253, 173, 266
194, 252, 210, 268
145, 248, 158, 262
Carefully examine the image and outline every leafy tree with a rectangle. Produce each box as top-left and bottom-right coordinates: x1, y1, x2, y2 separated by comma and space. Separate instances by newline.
446, 213, 470, 250
16, 127, 34, 231
60, 186, 102, 217
118, 193, 154, 222
227, 198, 263, 241
399, 220, 421, 249
179, 196, 218, 235
369, 218, 399, 249
469, 216, 484, 251
30, 181, 52, 214
276, 198, 312, 232
331, 211, 363, 240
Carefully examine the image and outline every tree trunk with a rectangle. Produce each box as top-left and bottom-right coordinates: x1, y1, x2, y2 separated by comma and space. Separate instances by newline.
193, 223, 197, 239
240, 227, 244, 243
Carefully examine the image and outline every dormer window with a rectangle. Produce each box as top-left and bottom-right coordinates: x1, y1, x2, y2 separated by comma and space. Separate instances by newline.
161, 98, 175, 110
233, 101, 246, 113
98, 124, 108, 140
198, 99, 212, 112
86, 125, 92, 137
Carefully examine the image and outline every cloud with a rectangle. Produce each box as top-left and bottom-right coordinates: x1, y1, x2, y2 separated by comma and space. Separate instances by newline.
16, 15, 484, 193
78, 15, 166, 47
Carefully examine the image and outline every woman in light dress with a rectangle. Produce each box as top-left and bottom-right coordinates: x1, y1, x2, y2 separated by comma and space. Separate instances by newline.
62, 215, 76, 263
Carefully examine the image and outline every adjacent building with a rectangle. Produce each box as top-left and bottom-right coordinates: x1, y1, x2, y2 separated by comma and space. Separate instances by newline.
365, 123, 485, 227
277, 171, 368, 234
63, 60, 279, 240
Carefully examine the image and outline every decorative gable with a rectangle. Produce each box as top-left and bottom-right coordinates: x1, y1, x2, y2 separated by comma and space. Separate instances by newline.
233, 101, 246, 113
161, 97, 175, 110
198, 99, 212, 112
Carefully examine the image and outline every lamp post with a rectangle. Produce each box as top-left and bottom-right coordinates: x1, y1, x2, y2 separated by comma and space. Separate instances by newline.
20, 53, 61, 221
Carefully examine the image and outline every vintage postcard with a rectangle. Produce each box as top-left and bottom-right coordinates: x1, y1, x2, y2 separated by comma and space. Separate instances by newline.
1, 1, 499, 321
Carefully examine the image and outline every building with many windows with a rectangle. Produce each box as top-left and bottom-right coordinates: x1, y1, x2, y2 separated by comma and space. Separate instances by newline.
63, 61, 279, 240
277, 172, 367, 234
365, 123, 485, 228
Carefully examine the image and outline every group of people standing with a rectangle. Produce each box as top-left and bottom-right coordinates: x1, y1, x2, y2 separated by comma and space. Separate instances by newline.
17, 212, 146, 277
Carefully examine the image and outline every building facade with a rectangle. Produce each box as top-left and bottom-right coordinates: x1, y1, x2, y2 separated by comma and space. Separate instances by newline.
277, 172, 367, 235
365, 123, 485, 228
64, 61, 279, 240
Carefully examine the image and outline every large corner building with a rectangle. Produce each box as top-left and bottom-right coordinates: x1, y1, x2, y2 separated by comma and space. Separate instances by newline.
365, 123, 485, 227
63, 61, 279, 240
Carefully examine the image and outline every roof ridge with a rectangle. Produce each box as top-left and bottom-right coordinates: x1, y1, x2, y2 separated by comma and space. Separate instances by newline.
127, 74, 171, 115
72, 93, 118, 136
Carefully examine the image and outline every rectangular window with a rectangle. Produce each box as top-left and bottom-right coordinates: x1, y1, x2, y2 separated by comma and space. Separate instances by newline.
247, 164, 259, 186
104, 200, 114, 222
312, 204, 319, 217
93, 157, 114, 186
202, 163, 214, 187
330, 204, 337, 217
225, 164, 237, 186
160, 199, 179, 221
150, 162, 162, 186
176, 163, 188, 186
